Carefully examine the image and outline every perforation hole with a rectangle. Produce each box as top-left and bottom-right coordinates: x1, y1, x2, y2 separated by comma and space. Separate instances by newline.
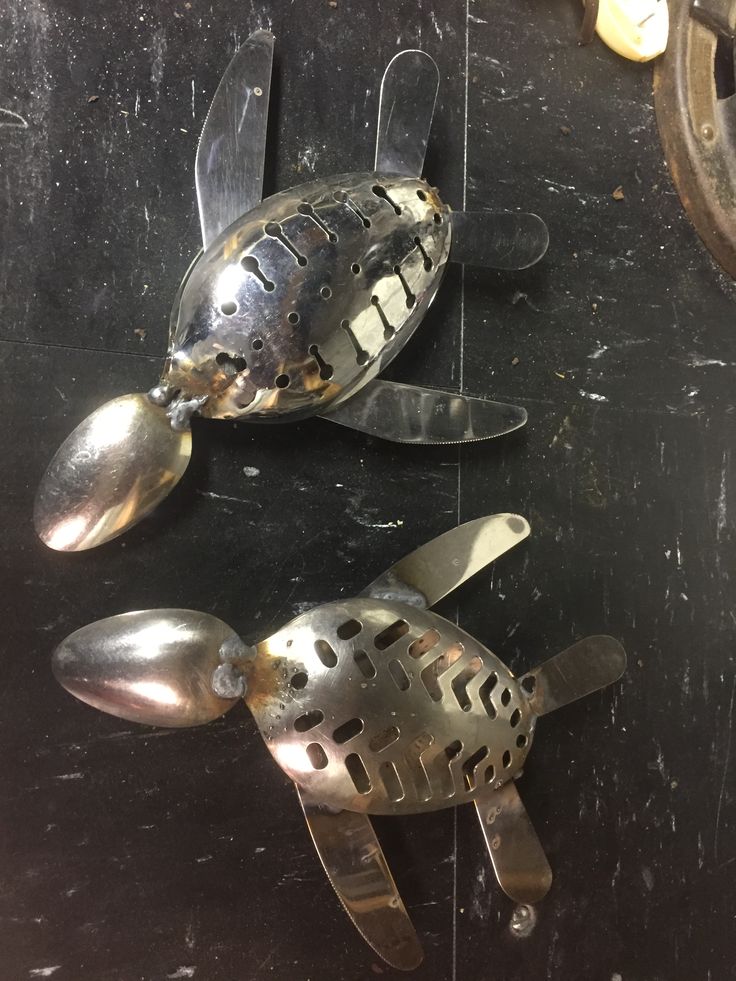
413, 235, 433, 271
369, 725, 400, 752
379, 761, 404, 801
500, 688, 511, 707
308, 344, 334, 381
294, 710, 324, 732
275, 373, 290, 389
287, 311, 300, 325
484, 764, 495, 784
417, 189, 427, 201
374, 619, 410, 651
320, 285, 332, 299
445, 739, 462, 761
252, 338, 264, 351
502, 750, 512, 768
290, 671, 308, 690
351, 263, 361, 274
345, 753, 371, 794
421, 643, 464, 701
297, 201, 338, 241
215, 351, 247, 374
241, 254, 275, 291
516, 734, 528, 749
433, 212, 442, 224
220, 301, 237, 316
372, 183, 402, 215
479, 673, 498, 719
521, 675, 536, 695
306, 743, 328, 769
388, 659, 410, 691
509, 708, 521, 728
451, 655, 483, 711
409, 629, 440, 659
353, 650, 376, 679
463, 746, 489, 791
337, 619, 362, 640
333, 718, 364, 744
314, 639, 337, 668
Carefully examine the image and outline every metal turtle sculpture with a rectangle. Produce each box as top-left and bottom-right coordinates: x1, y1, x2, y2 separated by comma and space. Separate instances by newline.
35, 33, 549, 552
53, 514, 626, 969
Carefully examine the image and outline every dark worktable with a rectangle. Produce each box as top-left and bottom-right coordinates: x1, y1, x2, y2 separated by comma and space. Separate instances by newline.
2, 1, 735, 978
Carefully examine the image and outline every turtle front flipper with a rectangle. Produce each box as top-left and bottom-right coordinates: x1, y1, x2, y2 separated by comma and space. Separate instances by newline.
320, 379, 527, 445
297, 789, 423, 972
375, 50, 439, 178
195, 29, 275, 249
520, 635, 627, 716
449, 211, 549, 270
361, 512, 530, 609
474, 779, 552, 904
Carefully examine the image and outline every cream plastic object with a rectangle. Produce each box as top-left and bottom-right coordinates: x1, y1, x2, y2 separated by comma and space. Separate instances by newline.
586, 0, 669, 61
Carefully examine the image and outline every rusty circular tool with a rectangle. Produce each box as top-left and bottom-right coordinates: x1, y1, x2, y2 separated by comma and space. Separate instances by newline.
654, 0, 736, 278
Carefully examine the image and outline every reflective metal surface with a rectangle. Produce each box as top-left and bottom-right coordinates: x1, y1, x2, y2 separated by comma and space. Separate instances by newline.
299, 793, 423, 971
53, 609, 249, 727
375, 50, 439, 178
322, 378, 527, 443
362, 513, 530, 608
195, 30, 274, 249
449, 210, 550, 270
520, 635, 627, 717
474, 779, 553, 904
164, 172, 451, 420
34, 394, 191, 552
246, 599, 536, 816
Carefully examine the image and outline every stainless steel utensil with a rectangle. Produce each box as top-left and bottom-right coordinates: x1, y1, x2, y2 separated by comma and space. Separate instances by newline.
36, 33, 549, 551
52, 514, 626, 969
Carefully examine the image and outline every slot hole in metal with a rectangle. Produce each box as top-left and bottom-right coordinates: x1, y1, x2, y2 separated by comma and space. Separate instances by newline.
370, 725, 400, 752
409, 628, 440, 659
294, 710, 324, 732
353, 649, 376, 678
333, 718, 364, 744
345, 753, 371, 794
372, 183, 402, 215
314, 639, 337, 668
374, 619, 410, 651
336, 619, 362, 640
388, 659, 411, 691
241, 254, 275, 291
306, 743, 328, 769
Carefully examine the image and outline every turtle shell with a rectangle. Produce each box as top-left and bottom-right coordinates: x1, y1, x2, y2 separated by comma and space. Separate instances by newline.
163, 173, 451, 421
245, 599, 536, 816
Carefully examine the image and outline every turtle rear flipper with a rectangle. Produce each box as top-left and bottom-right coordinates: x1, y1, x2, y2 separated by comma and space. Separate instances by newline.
375, 50, 439, 178
449, 210, 549, 270
521, 636, 627, 717
320, 379, 527, 446
298, 789, 423, 971
475, 779, 553, 904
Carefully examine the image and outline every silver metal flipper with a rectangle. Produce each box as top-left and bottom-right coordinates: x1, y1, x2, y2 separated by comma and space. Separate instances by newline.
297, 790, 423, 971
474, 780, 552, 904
196, 29, 275, 249
521, 636, 627, 716
321, 379, 527, 445
450, 211, 549, 270
375, 50, 439, 177
361, 513, 530, 609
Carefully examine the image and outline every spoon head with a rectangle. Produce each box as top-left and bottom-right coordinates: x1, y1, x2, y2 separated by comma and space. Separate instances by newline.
53, 609, 243, 727
35, 394, 192, 551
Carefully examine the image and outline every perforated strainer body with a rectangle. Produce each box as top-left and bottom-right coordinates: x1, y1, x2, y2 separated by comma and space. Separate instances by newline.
245, 599, 536, 816
162, 173, 451, 421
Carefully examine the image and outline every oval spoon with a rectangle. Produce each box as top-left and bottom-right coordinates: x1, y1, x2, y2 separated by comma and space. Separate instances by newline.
34, 394, 192, 551
52, 608, 250, 727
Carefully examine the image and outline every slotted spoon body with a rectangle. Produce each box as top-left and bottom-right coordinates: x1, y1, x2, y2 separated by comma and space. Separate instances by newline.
246, 599, 536, 815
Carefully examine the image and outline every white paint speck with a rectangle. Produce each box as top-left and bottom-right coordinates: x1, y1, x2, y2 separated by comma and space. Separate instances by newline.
30, 970, 61, 978
242, 466, 260, 477
579, 390, 608, 402
167, 969, 196, 980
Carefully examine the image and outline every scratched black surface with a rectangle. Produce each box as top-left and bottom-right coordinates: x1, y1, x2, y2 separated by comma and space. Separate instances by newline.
1, 0, 734, 979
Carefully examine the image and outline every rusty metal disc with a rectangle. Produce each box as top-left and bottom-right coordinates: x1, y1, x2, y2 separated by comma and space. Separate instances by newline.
654, 0, 736, 278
